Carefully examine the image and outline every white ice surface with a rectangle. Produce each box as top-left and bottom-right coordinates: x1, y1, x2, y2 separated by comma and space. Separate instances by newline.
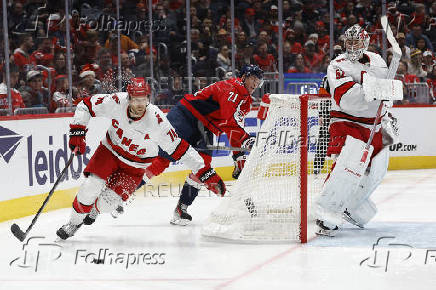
1, 169, 436, 290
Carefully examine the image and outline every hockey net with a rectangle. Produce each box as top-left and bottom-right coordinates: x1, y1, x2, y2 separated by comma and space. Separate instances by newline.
202, 94, 332, 243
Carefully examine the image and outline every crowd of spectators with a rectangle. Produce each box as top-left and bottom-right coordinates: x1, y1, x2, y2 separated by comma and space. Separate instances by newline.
0, 0, 435, 114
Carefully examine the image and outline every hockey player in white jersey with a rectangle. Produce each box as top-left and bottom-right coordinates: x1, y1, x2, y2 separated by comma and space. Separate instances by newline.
56, 77, 226, 240
315, 24, 402, 236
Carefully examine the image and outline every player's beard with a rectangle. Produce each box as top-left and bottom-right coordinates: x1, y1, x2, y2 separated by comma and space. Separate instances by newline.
128, 104, 146, 118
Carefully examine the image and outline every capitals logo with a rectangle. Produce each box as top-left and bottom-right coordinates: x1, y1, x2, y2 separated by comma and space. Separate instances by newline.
0, 125, 23, 163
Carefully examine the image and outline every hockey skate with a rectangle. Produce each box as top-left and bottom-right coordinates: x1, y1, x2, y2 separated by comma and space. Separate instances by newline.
315, 219, 339, 237
342, 210, 364, 229
170, 202, 192, 226
83, 207, 99, 225
111, 205, 124, 219
56, 222, 83, 240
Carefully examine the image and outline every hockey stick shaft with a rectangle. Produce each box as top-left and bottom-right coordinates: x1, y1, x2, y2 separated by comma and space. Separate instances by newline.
361, 16, 401, 164
11, 149, 77, 241
194, 145, 251, 152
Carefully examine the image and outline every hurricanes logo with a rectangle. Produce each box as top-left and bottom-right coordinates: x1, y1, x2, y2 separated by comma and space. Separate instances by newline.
0, 126, 23, 163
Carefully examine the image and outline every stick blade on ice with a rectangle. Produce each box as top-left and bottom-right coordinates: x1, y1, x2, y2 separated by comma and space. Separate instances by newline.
11, 223, 26, 242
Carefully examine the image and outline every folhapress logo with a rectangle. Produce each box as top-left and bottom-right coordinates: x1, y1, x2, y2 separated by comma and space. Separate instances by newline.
0, 125, 23, 163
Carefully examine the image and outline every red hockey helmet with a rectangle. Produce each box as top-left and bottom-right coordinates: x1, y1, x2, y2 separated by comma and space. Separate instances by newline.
127, 77, 151, 98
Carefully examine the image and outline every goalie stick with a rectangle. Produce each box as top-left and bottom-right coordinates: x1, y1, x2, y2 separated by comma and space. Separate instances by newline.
360, 16, 402, 165
11, 148, 78, 242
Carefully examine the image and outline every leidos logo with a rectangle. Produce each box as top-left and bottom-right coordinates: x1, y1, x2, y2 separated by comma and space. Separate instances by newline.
0, 125, 23, 163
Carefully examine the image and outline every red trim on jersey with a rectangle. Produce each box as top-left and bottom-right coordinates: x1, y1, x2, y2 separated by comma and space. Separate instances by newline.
170, 139, 190, 161
73, 196, 93, 213
330, 110, 381, 125
106, 132, 155, 164
83, 97, 96, 117
333, 81, 356, 106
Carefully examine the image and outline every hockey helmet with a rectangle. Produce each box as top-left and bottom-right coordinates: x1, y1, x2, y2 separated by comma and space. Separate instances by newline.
127, 77, 151, 98
344, 24, 370, 62
239, 64, 264, 80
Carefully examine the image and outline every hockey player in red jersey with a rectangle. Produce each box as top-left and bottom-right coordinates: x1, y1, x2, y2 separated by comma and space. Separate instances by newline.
149, 65, 264, 225
314, 25, 403, 236
56, 77, 225, 240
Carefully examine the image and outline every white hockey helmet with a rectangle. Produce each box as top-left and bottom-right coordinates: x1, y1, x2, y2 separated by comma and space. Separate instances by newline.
344, 24, 370, 62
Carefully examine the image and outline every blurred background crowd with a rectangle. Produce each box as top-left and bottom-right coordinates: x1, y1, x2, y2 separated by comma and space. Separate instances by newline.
0, 0, 435, 115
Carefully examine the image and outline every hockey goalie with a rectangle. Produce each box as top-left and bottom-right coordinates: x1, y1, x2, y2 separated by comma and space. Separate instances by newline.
56, 77, 225, 240
315, 24, 403, 236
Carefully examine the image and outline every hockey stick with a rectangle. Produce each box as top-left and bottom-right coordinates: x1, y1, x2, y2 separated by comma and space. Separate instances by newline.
11, 148, 78, 242
360, 16, 402, 165
193, 145, 251, 152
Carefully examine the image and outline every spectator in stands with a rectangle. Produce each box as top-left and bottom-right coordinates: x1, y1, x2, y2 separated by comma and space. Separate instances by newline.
393, 32, 411, 62
104, 32, 138, 58
303, 40, 323, 72
241, 8, 260, 39
235, 40, 255, 69
216, 45, 231, 72
19, 70, 50, 110
51, 75, 71, 110
8, 2, 26, 33
215, 29, 230, 49
236, 31, 247, 50
0, 66, 25, 112
253, 40, 276, 72
288, 54, 311, 73
423, 51, 435, 74
396, 60, 420, 104
95, 48, 113, 81
30, 37, 54, 67
13, 33, 34, 73
283, 41, 296, 72
406, 24, 434, 52
53, 52, 66, 76
427, 65, 436, 103
285, 29, 303, 55
416, 37, 430, 53
409, 49, 427, 79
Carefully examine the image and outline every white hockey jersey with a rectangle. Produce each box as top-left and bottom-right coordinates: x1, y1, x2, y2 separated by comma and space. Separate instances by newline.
327, 51, 389, 130
72, 93, 205, 173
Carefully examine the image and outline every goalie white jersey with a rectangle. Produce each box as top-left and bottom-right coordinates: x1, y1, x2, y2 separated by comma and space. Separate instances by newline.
327, 51, 389, 129
72, 92, 204, 172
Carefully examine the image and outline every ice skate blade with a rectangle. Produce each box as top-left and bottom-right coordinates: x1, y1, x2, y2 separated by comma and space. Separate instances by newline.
170, 218, 190, 226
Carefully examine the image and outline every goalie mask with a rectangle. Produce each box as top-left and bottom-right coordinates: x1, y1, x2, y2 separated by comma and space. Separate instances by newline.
344, 24, 370, 62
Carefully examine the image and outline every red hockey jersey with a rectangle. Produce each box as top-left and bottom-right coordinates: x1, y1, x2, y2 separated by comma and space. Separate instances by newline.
180, 78, 252, 148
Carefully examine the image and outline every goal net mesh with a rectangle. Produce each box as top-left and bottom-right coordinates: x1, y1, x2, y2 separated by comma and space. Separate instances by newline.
201, 94, 332, 242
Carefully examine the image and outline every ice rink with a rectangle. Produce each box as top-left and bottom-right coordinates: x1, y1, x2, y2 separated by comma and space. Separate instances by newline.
1, 169, 435, 290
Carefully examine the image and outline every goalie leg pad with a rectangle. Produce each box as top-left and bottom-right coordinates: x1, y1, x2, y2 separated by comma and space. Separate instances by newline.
315, 135, 374, 225
344, 198, 377, 227
347, 147, 389, 210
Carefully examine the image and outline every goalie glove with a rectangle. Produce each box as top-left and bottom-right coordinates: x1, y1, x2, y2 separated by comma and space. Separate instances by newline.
232, 152, 247, 179
69, 124, 87, 155
192, 166, 226, 196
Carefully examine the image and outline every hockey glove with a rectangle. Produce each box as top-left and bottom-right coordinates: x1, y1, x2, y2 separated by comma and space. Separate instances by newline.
193, 167, 226, 196
69, 124, 87, 155
232, 152, 247, 179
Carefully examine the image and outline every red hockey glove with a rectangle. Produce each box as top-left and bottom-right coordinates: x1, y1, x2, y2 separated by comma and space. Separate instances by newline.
69, 124, 87, 155
232, 152, 247, 179
193, 166, 226, 196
